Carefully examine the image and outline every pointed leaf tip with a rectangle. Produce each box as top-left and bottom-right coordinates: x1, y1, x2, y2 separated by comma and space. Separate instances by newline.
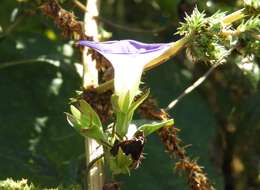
137, 119, 174, 137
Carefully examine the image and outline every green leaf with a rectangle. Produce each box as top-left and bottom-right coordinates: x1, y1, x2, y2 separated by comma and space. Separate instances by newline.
137, 119, 174, 137
69, 105, 91, 127
78, 100, 102, 128
67, 101, 107, 142
80, 123, 107, 142
66, 113, 78, 127
70, 105, 81, 121
65, 113, 84, 135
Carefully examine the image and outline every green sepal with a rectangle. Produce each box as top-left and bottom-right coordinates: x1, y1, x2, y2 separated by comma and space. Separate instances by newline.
137, 119, 174, 137
112, 94, 130, 137
121, 91, 132, 113
115, 111, 129, 137
109, 148, 132, 175
112, 91, 132, 114
129, 89, 150, 114
113, 89, 150, 137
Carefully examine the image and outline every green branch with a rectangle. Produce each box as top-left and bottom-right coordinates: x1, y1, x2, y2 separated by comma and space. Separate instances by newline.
0, 57, 60, 70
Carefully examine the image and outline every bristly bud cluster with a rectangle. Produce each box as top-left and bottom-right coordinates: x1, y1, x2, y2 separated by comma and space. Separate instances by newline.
177, 3, 259, 64
176, 8, 226, 37
177, 8, 228, 63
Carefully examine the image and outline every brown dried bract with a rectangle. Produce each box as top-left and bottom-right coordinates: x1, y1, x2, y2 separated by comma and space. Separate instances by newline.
138, 95, 169, 121
176, 159, 214, 190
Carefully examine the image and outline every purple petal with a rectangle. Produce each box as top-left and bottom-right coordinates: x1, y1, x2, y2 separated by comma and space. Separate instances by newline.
78, 40, 171, 67
78, 40, 171, 54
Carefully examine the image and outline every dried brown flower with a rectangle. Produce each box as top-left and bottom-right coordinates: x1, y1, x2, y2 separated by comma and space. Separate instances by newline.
40, 0, 88, 39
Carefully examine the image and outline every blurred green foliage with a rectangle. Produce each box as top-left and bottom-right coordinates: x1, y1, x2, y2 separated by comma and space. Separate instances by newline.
0, 0, 259, 190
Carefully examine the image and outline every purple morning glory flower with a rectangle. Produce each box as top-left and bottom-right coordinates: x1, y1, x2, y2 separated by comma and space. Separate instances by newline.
78, 40, 171, 112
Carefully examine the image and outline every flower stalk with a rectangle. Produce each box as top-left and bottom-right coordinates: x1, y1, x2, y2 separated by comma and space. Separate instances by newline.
145, 35, 192, 70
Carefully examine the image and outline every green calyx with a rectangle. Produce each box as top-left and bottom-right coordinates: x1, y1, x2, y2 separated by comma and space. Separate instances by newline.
112, 89, 150, 137
109, 148, 132, 175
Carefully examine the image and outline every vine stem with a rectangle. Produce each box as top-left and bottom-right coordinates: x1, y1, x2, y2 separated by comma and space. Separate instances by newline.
82, 0, 104, 190
222, 8, 246, 25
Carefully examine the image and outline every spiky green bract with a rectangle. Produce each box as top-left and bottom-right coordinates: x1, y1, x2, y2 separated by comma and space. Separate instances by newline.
109, 148, 132, 175
176, 7, 207, 36
238, 16, 260, 33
